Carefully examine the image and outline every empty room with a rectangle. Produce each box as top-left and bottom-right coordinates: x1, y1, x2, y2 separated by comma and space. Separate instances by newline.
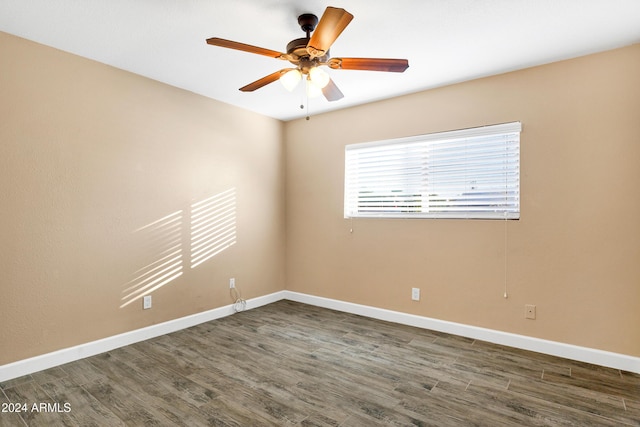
1, 1, 639, 425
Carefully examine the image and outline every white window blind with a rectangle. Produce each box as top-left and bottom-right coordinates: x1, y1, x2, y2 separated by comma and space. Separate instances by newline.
344, 122, 521, 219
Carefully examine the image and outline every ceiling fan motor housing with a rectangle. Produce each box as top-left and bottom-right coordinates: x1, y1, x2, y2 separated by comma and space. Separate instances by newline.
287, 13, 328, 71
286, 37, 310, 57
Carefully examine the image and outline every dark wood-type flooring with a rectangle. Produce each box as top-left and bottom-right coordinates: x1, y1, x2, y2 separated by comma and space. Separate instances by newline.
1, 300, 639, 426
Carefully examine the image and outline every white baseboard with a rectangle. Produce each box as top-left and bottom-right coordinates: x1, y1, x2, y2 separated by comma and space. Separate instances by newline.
2, 290, 638, 383
0, 291, 285, 383
282, 291, 640, 374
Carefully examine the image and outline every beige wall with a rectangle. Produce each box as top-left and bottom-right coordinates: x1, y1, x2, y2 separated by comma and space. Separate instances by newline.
284, 44, 640, 357
2, 29, 638, 366
0, 32, 285, 365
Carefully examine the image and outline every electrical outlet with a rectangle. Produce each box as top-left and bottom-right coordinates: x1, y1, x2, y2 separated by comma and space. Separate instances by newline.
143, 295, 152, 310
229, 278, 235, 289
525, 304, 536, 319
411, 288, 420, 301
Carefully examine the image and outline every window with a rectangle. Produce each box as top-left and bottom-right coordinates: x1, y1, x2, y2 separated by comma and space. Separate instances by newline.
344, 122, 521, 219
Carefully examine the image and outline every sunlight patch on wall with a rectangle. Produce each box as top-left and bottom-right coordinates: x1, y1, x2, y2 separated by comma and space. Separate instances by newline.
120, 210, 184, 308
190, 188, 237, 269
120, 188, 237, 308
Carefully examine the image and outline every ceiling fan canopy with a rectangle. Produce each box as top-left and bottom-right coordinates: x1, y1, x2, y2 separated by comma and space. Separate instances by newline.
206, 7, 409, 102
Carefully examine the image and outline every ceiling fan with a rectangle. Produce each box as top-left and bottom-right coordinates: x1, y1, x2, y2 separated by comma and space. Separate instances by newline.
206, 6, 409, 102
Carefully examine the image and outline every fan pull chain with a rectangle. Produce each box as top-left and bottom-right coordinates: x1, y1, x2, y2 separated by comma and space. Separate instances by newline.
299, 80, 305, 111
298, 79, 311, 120
305, 80, 311, 120
504, 216, 508, 299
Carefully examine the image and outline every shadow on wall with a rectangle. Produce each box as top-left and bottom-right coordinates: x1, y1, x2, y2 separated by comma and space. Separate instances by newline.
120, 188, 237, 308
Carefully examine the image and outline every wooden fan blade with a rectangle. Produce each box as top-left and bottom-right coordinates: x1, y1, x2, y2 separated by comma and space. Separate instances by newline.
239, 69, 293, 92
307, 7, 354, 58
328, 57, 409, 72
206, 37, 285, 59
322, 78, 344, 102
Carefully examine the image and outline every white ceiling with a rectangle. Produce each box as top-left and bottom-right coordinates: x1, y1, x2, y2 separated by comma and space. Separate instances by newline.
2, 1, 639, 121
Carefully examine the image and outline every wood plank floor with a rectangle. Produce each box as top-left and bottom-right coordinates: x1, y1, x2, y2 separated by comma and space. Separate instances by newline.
1, 300, 639, 426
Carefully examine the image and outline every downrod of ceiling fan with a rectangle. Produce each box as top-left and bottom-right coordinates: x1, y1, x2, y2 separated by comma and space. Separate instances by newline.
297, 13, 318, 37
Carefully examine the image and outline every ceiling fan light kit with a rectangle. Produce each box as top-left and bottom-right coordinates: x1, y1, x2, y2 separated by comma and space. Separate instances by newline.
280, 69, 302, 91
308, 67, 330, 88
206, 6, 409, 104
306, 78, 324, 99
